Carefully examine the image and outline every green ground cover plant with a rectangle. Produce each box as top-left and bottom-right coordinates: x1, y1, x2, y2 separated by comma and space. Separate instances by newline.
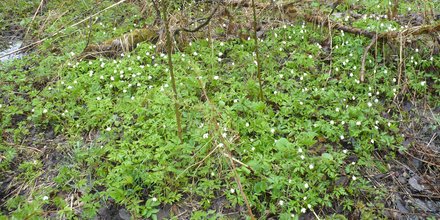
0, 0, 439, 219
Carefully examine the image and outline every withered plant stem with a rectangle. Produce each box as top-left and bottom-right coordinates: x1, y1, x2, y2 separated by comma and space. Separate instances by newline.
251, 0, 264, 101
163, 1, 183, 143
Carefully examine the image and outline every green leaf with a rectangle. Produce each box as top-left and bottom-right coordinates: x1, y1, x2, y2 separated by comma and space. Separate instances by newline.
254, 181, 268, 194
297, 131, 317, 147
275, 138, 292, 149
321, 153, 334, 161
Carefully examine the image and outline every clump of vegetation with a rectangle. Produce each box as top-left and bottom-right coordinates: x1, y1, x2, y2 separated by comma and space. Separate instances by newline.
0, 0, 439, 219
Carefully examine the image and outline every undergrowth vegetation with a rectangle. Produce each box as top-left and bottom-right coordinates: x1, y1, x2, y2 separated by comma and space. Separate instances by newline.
0, 0, 439, 219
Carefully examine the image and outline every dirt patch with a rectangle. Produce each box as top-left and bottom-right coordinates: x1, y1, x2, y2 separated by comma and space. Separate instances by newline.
370, 103, 440, 218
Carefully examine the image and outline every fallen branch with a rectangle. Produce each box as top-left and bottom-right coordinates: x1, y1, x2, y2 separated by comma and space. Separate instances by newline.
300, 12, 440, 41
227, 1, 440, 42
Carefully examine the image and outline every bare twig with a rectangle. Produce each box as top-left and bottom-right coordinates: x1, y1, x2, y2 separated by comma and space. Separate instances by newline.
405, 150, 440, 168
397, 31, 405, 88
222, 152, 256, 173
327, 16, 333, 79
251, 0, 264, 101
184, 64, 256, 218
360, 34, 378, 82
176, 137, 217, 179
196, 78, 255, 219
151, 0, 162, 25
84, 17, 94, 51
23, 0, 46, 45
3, 142, 43, 153
174, 5, 219, 35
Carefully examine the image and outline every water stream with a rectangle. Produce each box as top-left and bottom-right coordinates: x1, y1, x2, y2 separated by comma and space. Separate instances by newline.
0, 40, 24, 62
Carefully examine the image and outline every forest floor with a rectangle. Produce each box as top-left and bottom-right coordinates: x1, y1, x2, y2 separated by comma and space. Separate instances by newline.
1, 0, 439, 219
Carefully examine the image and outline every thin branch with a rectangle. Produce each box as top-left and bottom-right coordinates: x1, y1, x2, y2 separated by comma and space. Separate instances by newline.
163, 0, 183, 143
174, 5, 219, 35
360, 34, 378, 82
196, 78, 256, 220
151, 0, 162, 25
23, 0, 46, 45
83, 17, 94, 51
222, 152, 256, 173
176, 137, 217, 179
251, 0, 264, 101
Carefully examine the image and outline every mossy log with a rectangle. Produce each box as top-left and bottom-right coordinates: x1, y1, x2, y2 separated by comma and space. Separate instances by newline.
81, 28, 158, 59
